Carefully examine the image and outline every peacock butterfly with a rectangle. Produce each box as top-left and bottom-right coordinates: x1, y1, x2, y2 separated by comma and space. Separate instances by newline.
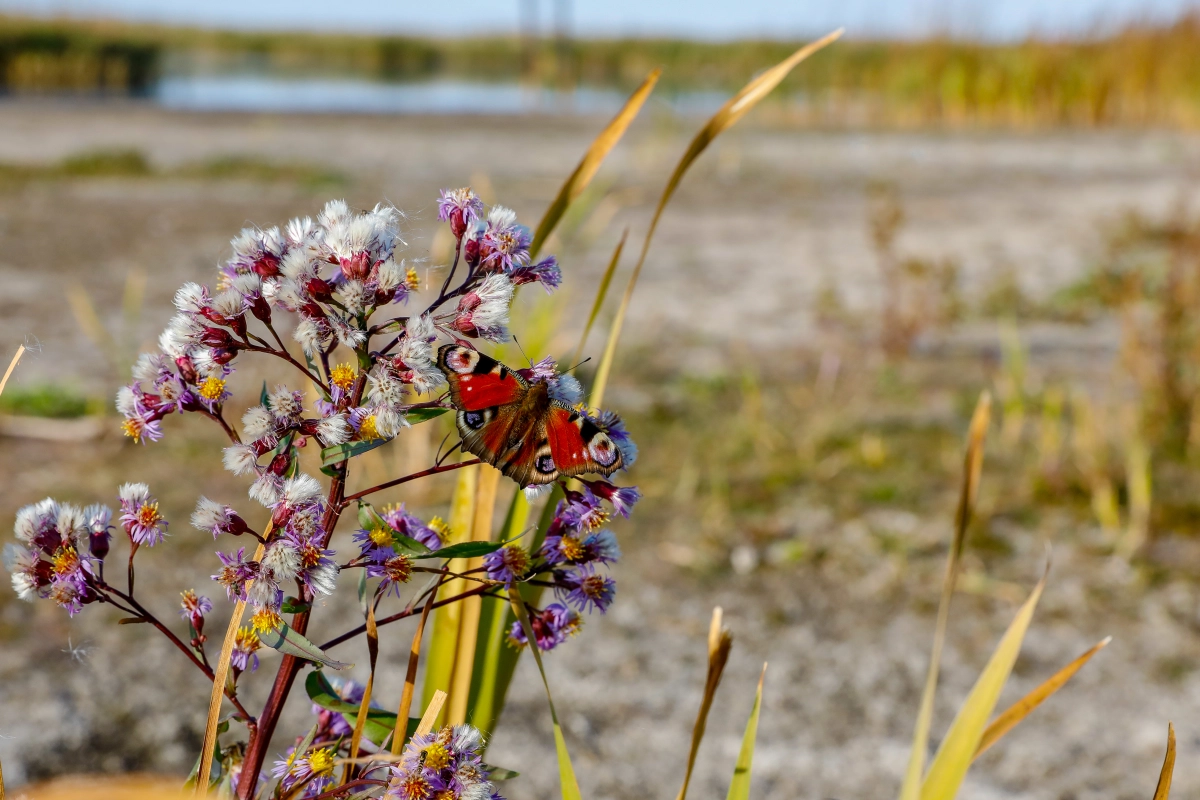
435, 344, 623, 487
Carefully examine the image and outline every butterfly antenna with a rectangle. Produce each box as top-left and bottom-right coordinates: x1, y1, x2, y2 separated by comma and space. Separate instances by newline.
563, 356, 592, 373
436, 439, 464, 467
512, 335, 532, 366
433, 430, 454, 464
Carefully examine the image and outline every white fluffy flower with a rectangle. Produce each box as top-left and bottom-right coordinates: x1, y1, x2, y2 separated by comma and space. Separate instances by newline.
267, 386, 303, 421
118, 482, 151, 508
376, 258, 403, 292
372, 407, 409, 439
366, 366, 405, 408
250, 474, 282, 507
246, 571, 281, 610
330, 317, 366, 349
158, 313, 203, 357
223, 444, 259, 476
334, 280, 368, 316
523, 483, 554, 501
487, 206, 518, 230
318, 199, 351, 231
305, 560, 339, 596
56, 504, 86, 548
115, 386, 139, 417
241, 406, 275, 442
173, 282, 208, 313
293, 317, 328, 355
281, 474, 323, 508
399, 314, 445, 394
316, 414, 351, 446
468, 273, 513, 340
262, 539, 301, 582
5, 544, 38, 601
132, 352, 169, 383
191, 497, 231, 536
211, 288, 246, 318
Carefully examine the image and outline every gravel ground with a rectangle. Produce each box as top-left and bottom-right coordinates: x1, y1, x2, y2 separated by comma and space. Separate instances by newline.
0, 104, 1199, 799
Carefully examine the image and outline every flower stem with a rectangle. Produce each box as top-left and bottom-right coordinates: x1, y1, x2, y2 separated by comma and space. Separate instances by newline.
340, 459, 481, 507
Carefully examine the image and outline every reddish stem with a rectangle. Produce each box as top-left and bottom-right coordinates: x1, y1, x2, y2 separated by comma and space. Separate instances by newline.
318, 582, 497, 651
340, 459, 481, 507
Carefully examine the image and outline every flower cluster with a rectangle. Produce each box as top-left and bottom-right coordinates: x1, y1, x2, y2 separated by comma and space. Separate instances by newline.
5, 499, 101, 615
272, 744, 338, 799
353, 505, 444, 595
384, 723, 502, 800
208, 473, 338, 628
499, 481, 640, 651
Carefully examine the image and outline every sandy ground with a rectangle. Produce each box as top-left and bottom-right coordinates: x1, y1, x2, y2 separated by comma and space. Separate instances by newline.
0, 103, 1199, 799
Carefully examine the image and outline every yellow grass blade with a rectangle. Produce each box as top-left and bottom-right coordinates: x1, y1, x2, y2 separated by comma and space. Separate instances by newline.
530, 70, 661, 259
446, 465, 502, 725
676, 607, 733, 800
422, 464, 478, 726
571, 229, 627, 372
417, 691, 448, 738
344, 600, 380, 784
1, 749, 5, 800
510, 593, 583, 800
726, 664, 767, 800
589, 30, 842, 410
196, 539, 267, 794
1153, 723, 1176, 800
899, 392, 991, 800
974, 636, 1111, 759
393, 582, 442, 754
0, 345, 25, 399
919, 574, 1046, 800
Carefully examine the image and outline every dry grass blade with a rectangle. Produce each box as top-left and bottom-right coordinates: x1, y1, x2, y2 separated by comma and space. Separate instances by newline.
393, 579, 443, 754
675, 607, 734, 800
974, 636, 1111, 759
196, 539, 267, 794
344, 601, 380, 784
417, 691, 448, 738
1153, 723, 1176, 800
589, 30, 842, 410
530, 70, 660, 259
899, 391, 991, 800
0, 344, 25, 399
571, 229, 627, 372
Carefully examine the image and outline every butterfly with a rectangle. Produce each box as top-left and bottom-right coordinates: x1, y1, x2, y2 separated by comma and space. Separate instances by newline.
436, 344, 623, 487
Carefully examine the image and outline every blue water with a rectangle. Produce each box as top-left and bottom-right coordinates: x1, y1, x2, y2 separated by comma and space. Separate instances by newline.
154, 74, 729, 116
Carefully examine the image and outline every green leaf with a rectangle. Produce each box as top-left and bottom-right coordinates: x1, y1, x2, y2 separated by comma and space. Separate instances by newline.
919, 577, 1045, 800
281, 596, 312, 614
306, 671, 419, 745
485, 767, 521, 781
259, 624, 352, 670
322, 438, 390, 466
407, 407, 449, 424
418, 540, 505, 560
510, 593, 583, 800
259, 380, 269, 407
726, 666, 766, 800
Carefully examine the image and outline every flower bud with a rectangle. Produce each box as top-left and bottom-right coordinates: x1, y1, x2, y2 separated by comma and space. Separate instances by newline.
341, 252, 372, 281
249, 294, 272, 324
305, 278, 333, 303
89, 529, 111, 560
464, 237, 481, 268
175, 355, 198, 383
268, 451, 292, 477
210, 347, 239, 365
253, 253, 281, 277
200, 326, 235, 348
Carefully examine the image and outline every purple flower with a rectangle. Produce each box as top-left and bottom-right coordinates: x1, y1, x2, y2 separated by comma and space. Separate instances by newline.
595, 409, 638, 467
367, 554, 413, 597
118, 483, 168, 546
478, 207, 531, 272
483, 544, 529, 585
506, 602, 580, 651
212, 547, 257, 601
179, 589, 213, 632
437, 187, 483, 239
231, 625, 261, 673
558, 487, 609, 533
556, 564, 616, 614
510, 255, 562, 293
580, 479, 641, 518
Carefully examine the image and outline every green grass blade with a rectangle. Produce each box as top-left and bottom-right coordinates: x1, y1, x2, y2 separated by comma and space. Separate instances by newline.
589, 30, 841, 410
571, 229, 627, 371
530, 70, 660, 259
510, 592, 583, 800
726, 664, 767, 800
470, 489, 533, 733
919, 574, 1046, 800
899, 392, 991, 800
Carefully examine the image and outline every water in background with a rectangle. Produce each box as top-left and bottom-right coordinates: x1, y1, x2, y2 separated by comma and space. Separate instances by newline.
154, 74, 729, 116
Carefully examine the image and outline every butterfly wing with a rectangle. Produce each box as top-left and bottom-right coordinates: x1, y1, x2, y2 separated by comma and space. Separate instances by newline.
545, 401, 624, 478
437, 344, 527, 411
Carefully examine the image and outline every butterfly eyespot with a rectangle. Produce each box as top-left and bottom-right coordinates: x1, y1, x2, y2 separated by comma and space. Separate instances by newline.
445, 347, 479, 374
462, 409, 490, 430
588, 434, 619, 467
535, 454, 556, 474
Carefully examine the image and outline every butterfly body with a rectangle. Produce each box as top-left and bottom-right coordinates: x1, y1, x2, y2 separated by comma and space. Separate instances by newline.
436, 344, 622, 486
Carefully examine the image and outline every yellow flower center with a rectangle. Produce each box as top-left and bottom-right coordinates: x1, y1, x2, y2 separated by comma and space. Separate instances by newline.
121, 418, 145, 442
559, 535, 584, 561
307, 748, 336, 777
428, 516, 453, 541
234, 626, 260, 652
250, 607, 282, 634
198, 376, 226, 401
422, 742, 451, 771
330, 363, 356, 391
396, 774, 430, 800
359, 415, 380, 441
405, 266, 420, 290
369, 525, 393, 547
52, 546, 79, 576
136, 502, 162, 527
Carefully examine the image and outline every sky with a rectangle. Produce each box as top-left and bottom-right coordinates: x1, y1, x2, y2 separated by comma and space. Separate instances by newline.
1, 0, 1197, 41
